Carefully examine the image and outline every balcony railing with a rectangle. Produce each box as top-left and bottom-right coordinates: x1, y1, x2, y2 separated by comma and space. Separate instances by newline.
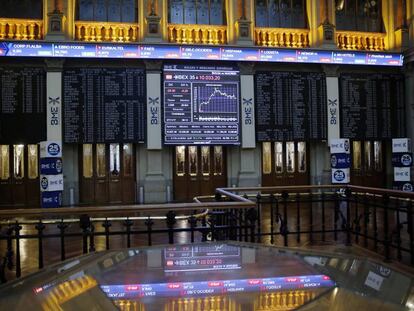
254, 27, 310, 48
168, 24, 227, 45
75, 21, 139, 42
336, 30, 386, 51
0, 18, 43, 40
1, 184, 414, 283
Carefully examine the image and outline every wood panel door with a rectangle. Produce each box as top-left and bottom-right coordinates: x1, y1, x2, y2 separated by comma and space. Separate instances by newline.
0, 145, 12, 206
351, 140, 386, 188
0, 144, 40, 208
261, 141, 309, 187
80, 143, 136, 205
173, 146, 227, 202
108, 144, 122, 204
121, 143, 135, 204
80, 144, 96, 205
95, 144, 109, 204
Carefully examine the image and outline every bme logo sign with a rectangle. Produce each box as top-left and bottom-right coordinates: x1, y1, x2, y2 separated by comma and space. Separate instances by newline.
48, 96, 60, 126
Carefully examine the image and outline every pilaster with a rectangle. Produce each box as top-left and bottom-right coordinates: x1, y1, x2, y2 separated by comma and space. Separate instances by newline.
45, 0, 66, 41
44, 59, 64, 141
408, 0, 414, 47
143, 60, 168, 203
226, 0, 237, 44
383, 0, 395, 50
235, 62, 259, 187
307, 0, 321, 47
235, 0, 254, 45
317, 0, 336, 48
144, 0, 163, 43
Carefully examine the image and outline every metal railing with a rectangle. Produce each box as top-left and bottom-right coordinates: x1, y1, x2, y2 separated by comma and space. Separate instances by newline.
1, 184, 413, 283
0, 199, 254, 282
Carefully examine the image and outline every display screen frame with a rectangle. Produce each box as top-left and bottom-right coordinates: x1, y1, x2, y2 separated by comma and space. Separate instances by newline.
339, 72, 406, 140
0, 65, 47, 144
62, 66, 147, 144
255, 70, 328, 141
0, 41, 404, 67
162, 63, 241, 146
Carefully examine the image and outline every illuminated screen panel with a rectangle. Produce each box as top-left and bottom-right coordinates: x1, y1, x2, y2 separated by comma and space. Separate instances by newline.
0, 42, 404, 67
100, 275, 335, 298
63, 67, 146, 143
0, 66, 46, 144
164, 244, 241, 272
163, 65, 240, 145
255, 71, 327, 141
339, 73, 406, 140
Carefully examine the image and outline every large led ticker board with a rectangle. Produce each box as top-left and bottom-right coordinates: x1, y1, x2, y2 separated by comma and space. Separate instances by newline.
0, 42, 403, 66
163, 65, 240, 145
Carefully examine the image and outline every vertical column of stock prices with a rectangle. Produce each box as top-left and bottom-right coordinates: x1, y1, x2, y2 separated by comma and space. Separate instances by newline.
163, 65, 240, 145
0, 67, 46, 143
63, 68, 146, 143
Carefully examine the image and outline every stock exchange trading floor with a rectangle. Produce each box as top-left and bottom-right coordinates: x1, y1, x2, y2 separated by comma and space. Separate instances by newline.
0, 242, 412, 311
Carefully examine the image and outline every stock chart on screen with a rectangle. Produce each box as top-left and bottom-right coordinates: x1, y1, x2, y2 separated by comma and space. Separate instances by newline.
163, 64, 240, 145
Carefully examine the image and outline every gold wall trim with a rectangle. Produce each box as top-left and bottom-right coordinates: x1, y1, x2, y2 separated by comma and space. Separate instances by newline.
336, 30, 386, 51
75, 21, 139, 42
0, 18, 43, 40
167, 24, 227, 45
254, 27, 310, 48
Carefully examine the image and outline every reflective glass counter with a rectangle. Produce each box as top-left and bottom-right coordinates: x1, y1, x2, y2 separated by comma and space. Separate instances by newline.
0, 242, 413, 310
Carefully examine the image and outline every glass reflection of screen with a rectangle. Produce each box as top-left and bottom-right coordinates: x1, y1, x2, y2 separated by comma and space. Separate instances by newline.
164, 244, 242, 273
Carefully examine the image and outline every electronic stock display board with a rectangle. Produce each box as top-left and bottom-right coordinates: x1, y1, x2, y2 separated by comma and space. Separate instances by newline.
256, 71, 327, 141
0, 42, 403, 67
163, 64, 240, 145
63, 67, 146, 143
0, 66, 46, 143
340, 73, 406, 140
